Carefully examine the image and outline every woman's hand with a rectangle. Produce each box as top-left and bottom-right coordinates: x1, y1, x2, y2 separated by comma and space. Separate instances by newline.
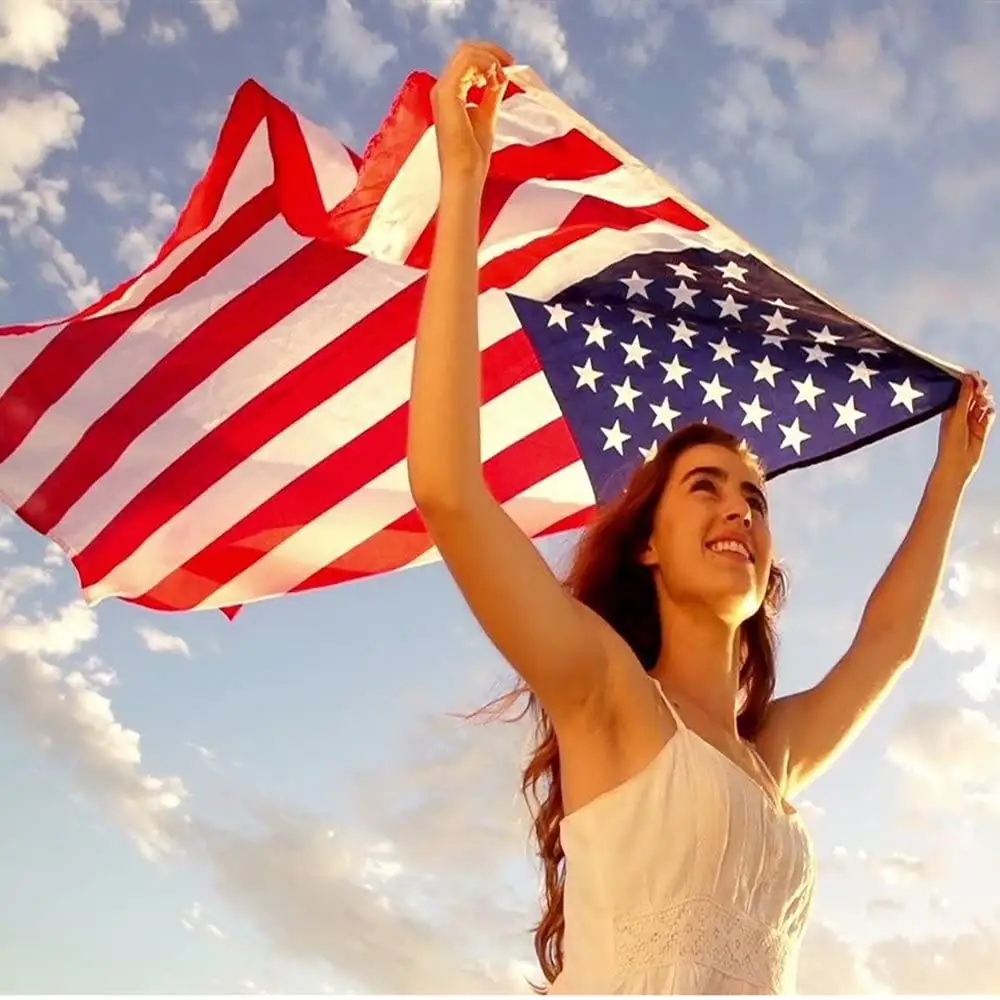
431, 40, 513, 185
936, 371, 994, 484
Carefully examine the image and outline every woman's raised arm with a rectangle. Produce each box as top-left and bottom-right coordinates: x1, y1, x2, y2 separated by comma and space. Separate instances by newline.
407, 42, 636, 728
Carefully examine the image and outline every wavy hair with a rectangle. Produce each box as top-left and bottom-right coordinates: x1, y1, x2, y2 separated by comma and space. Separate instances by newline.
478, 422, 788, 988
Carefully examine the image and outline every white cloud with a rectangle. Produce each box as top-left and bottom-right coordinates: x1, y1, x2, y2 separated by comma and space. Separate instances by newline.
85, 170, 178, 270
23, 222, 99, 309
866, 923, 1000, 993
709, 60, 787, 140
391, 0, 466, 50
0, 562, 186, 859
147, 16, 187, 46
195, 0, 240, 33
115, 191, 177, 271
703, 0, 811, 68
322, 0, 397, 84
877, 851, 931, 885
280, 47, 327, 106
492, 0, 570, 76
588, 0, 671, 68
886, 700, 1000, 812
184, 139, 212, 173
195, 805, 532, 994
187, 708, 537, 992
791, 178, 873, 284
798, 918, 1000, 993
136, 625, 191, 658
932, 522, 1000, 702
702, 4, 933, 175
653, 154, 731, 206
797, 921, 880, 994
795, 799, 825, 821
0, 90, 93, 309
0, 0, 127, 70
790, 14, 911, 151
76, 0, 128, 36
0, 92, 83, 196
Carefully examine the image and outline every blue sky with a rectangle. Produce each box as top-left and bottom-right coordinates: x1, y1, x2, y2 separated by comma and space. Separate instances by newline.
1, 0, 1000, 993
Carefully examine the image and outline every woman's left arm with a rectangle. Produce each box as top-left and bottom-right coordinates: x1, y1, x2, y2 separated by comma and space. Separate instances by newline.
758, 373, 994, 798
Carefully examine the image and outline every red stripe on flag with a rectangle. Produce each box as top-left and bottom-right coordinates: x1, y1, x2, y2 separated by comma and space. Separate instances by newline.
538, 505, 596, 537
325, 73, 434, 246
167, 80, 277, 254
132, 331, 545, 610
72, 274, 428, 593
19, 240, 364, 535
404, 129, 625, 270
0, 190, 278, 468
480, 194, 708, 291
290, 415, 582, 593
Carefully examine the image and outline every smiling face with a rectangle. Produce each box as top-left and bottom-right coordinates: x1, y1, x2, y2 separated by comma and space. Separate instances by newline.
641, 442, 773, 624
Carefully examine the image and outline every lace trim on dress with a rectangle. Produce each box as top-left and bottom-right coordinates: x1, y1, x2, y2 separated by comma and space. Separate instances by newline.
613, 896, 792, 991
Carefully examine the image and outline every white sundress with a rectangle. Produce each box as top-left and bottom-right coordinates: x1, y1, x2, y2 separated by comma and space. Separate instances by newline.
550, 680, 817, 994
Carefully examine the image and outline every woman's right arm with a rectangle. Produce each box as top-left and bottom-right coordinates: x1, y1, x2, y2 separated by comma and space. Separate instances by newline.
407, 43, 620, 727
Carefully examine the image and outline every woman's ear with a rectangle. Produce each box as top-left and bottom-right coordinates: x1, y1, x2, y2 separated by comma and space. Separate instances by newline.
639, 538, 658, 568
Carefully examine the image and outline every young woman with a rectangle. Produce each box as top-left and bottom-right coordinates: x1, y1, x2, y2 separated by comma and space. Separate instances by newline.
407, 41, 994, 995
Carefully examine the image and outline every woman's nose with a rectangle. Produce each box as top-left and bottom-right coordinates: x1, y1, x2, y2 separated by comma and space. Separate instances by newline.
723, 503, 752, 528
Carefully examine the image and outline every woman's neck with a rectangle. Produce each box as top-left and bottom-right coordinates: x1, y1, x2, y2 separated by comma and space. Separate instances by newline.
649, 603, 743, 736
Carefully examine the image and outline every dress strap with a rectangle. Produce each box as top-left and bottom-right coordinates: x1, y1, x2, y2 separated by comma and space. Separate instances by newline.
649, 675, 686, 731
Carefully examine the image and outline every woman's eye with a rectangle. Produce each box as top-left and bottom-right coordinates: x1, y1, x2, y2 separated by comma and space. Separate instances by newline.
693, 478, 716, 494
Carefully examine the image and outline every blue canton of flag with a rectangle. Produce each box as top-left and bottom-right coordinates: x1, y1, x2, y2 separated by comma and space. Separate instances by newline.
507, 249, 959, 502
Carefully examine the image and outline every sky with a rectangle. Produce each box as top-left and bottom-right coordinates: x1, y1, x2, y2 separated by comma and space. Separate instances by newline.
1, 0, 1000, 993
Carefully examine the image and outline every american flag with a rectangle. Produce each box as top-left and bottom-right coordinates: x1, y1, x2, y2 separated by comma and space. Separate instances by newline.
0, 68, 960, 616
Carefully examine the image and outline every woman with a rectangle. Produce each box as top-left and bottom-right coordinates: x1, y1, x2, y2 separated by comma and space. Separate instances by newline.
407, 41, 994, 994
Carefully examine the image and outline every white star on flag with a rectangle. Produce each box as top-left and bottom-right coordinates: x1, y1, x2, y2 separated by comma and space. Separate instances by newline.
573, 358, 603, 391
739, 395, 772, 432
890, 377, 924, 412
700, 373, 732, 409
668, 281, 700, 308
601, 419, 631, 454
546, 303, 573, 329
620, 270, 653, 298
833, 396, 866, 433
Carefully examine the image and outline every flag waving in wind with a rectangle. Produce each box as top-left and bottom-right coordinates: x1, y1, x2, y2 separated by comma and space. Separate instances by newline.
0, 67, 961, 616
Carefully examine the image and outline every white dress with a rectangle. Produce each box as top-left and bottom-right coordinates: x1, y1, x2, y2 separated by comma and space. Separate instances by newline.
550, 680, 816, 995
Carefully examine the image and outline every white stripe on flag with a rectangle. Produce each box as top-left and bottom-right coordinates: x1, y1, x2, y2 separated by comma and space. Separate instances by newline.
493, 90, 574, 152
84, 287, 528, 603
1, 219, 309, 513
507, 219, 726, 301
351, 128, 440, 263
480, 162, 702, 263
56, 251, 421, 554
403, 459, 595, 571
90, 122, 276, 321
214, 121, 275, 229
0, 323, 67, 398
196, 366, 565, 608
295, 114, 359, 213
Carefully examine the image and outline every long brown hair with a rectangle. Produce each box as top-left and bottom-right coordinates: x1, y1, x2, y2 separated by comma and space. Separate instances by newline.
481, 422, 788, 987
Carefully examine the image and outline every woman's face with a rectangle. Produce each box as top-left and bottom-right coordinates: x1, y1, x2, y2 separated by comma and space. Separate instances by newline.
641, 442, 773, 623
